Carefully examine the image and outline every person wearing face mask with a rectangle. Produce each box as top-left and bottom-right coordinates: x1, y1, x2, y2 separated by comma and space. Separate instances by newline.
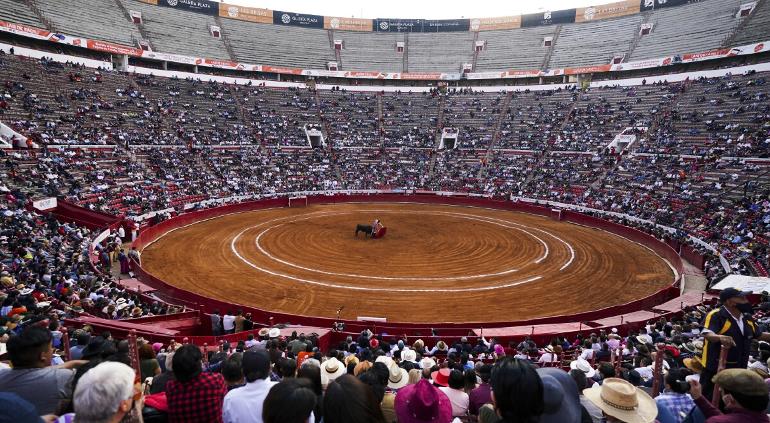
699, 288, 770, 400
688, 369, 770, 422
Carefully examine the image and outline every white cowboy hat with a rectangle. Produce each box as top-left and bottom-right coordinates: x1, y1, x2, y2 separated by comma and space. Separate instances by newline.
116, 298, 126, 305
388, 363, 410, 390
268, 328, 281, 338
569, 358, 596, 378
320, 357, 346, 387
19, 288, 33, 296
401, 348, 417, 362
419, 357, 436, 369
116, 303, 130, 311
583, 378, 657, 423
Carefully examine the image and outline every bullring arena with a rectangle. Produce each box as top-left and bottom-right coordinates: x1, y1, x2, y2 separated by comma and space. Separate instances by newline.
140, 198, 675, 324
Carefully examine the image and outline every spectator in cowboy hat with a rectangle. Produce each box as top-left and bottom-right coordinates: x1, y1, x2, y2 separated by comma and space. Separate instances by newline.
321, 356, 346, 388
689, 368, 770, 422
570, 368, 603, 423
395, 379, 453, 423
430, 341, 448, 355
570, 357, 597, 380
431, 367, 451, 387
401, 348, 418, 365
583, 377, 657, 423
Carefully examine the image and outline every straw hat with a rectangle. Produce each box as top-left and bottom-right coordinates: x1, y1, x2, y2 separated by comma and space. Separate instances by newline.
583, 378, 657, 423
419, 357, 436, 370
683, 357, 703, 373
388, 361, 409, 390
320, 357, 346, 387
569, 358, 596, 378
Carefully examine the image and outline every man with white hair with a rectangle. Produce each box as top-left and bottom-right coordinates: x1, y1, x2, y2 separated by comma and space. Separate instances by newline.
60, 361, 140, 423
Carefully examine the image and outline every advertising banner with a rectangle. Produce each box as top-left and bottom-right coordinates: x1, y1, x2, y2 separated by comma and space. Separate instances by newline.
469, 16, 522, 31
261, 65, 304, 75
576, 0, 640, 23
141, 50, 198, 65
86, 39, 143, 56
273, 11, 324, 29
373, 18, 470, 32
219, 3, 272, 24
158, 0, 217, 16
521, 9, 577, 27
564, 64, 612, 74
639, 0, 699, 12
0, 21, 51, 40
399, 72, 444, 80
324, 16, 372, 31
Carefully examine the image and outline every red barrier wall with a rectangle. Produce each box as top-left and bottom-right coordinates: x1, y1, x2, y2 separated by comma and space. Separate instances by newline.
129, 193, 685, 337
49, 199, 122, 230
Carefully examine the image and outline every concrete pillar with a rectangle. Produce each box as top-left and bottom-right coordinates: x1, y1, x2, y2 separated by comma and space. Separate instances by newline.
162, 61, 168, 71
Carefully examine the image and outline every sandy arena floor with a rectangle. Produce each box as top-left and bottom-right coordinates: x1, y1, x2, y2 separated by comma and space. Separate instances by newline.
140, 203, 675, 323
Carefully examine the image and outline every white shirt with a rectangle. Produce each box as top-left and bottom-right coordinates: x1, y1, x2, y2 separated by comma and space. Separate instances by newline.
223, 314, 235, 331
438, 386, 469, 417
222, 378, 277, 423
580, 349, 594, 361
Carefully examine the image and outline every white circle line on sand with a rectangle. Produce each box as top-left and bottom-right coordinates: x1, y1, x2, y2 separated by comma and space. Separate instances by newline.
229, 208, 571, 291
231, 228, 543, 292
252, 210, 527, 280
456, 213, 576, 271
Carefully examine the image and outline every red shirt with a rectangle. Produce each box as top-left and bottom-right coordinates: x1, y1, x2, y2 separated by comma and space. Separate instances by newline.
166, 371, 227, 423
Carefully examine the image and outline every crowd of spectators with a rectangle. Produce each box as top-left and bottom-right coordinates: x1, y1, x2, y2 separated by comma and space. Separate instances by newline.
3, 291, 770, 422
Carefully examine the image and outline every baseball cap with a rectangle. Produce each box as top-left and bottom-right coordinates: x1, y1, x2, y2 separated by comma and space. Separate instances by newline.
713, 369, 769, 397
719, 287, 747, 303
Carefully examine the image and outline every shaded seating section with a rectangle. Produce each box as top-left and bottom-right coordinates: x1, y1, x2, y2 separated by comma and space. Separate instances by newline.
0, 0, 43, 27
122, 0, 229, 60
630, 0, 742, 61
36, 0, 141, 46
549, 14, 643, 68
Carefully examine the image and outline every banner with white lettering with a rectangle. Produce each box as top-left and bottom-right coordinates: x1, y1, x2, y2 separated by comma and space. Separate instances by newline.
373, 18, 470, 32
158, 0, 217, 16
273, 11, 324, 29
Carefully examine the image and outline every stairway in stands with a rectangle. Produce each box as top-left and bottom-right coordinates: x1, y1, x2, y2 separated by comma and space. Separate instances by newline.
426, 93, 446, 180
312, 88, 345, 186
721, 0, 765, 48
214, 15, 238, 62
477, 91, 514, 179
23, 0, 54, 31
521, 96, 578, 190
114, 0, 153, 51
